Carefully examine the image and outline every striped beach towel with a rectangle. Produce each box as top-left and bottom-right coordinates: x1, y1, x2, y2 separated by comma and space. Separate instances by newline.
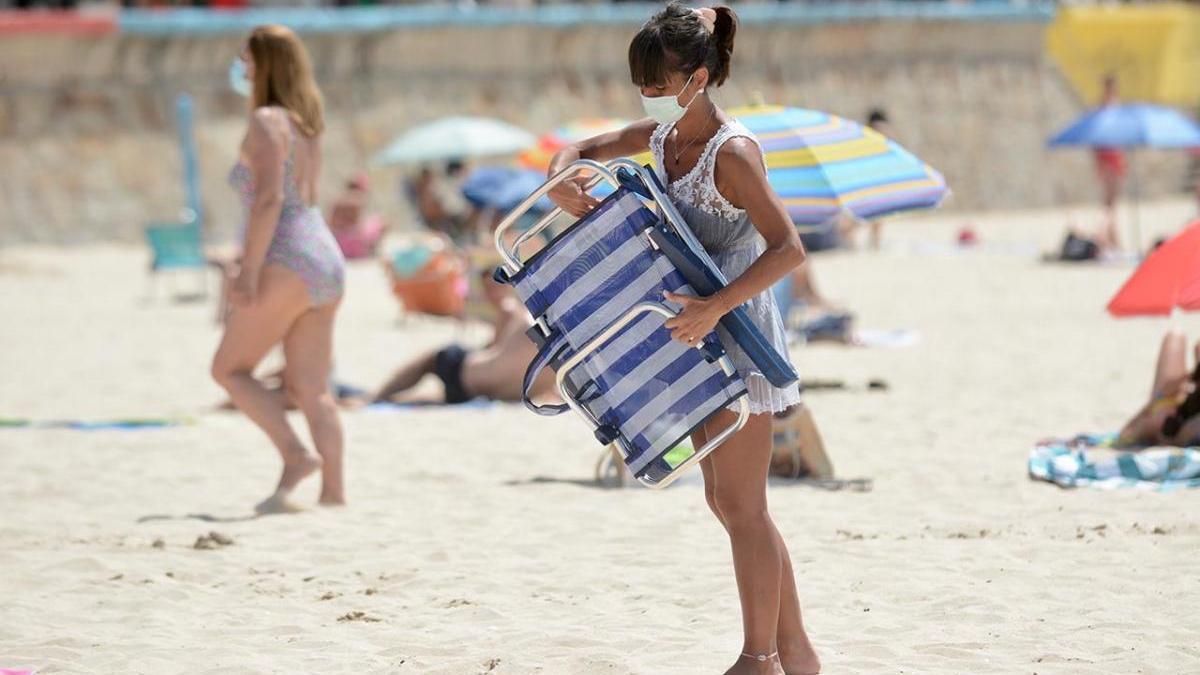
1029, 434, 1200, 491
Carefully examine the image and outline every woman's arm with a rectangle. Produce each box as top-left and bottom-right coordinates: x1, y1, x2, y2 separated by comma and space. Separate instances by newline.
546, 119, 657, 217
234, 108, 289, 304
664, 138, 806, 342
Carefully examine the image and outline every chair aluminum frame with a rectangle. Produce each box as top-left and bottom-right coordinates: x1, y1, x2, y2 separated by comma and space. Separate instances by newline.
494, 158, 750, 489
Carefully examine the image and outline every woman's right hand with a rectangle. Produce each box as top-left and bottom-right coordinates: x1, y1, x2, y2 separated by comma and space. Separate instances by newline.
547, 175, 600, 219
229, 267, 260, 307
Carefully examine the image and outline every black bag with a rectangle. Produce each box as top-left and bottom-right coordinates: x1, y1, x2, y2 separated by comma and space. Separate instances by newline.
1060, 232, 1099, 261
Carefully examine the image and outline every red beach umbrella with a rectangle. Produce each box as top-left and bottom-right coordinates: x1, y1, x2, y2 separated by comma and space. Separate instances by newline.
1107, 219, 1200, 317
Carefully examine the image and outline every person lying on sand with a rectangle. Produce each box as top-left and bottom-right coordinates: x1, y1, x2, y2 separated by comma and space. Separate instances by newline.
1118, 329, 1200, 447
360, 272, 559, 406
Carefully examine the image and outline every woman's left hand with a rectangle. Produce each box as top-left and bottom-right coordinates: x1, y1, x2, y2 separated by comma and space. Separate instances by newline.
663, 291, 724, 346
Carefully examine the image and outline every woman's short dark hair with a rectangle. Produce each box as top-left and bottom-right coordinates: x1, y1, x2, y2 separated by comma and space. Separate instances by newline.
628, 3, 738, 89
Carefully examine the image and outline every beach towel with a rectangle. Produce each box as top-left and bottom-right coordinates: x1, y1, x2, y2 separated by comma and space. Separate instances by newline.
0, 417, 189, 431
1028, 434, 1200, 491
361, 399, 494, 411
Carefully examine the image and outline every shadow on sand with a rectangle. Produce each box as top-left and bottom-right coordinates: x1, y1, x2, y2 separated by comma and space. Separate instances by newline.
504, 476, 630, 490
137, 512, 260, 524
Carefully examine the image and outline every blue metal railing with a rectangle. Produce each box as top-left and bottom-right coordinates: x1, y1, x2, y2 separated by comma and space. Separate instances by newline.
118, 2, 1056, 36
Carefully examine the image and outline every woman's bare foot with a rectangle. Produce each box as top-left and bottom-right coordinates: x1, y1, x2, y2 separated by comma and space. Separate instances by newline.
254, 490, 306, 515
253, 451, 322, 515
723, 654, 785, 675
339, 396, 371, 410
318, 494, 346, 507
779, 638, 821, 675
278, 451, 323, 492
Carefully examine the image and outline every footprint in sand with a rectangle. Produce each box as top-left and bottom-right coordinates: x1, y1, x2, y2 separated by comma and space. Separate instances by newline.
193, 531, 236, 550
337, 611, 382, 623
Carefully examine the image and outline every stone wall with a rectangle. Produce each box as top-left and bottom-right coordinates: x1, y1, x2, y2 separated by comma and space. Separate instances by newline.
0, 17, 1192, 245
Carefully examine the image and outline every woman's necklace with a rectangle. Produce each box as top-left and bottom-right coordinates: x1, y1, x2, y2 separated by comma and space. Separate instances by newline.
671, 105, 718, 166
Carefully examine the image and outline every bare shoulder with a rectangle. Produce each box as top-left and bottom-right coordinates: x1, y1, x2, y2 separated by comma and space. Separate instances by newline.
250, 106, 289, 143
715, 136, 766, 179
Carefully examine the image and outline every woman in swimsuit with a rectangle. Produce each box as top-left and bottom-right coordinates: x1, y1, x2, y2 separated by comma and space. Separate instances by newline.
1119, 329, 1200, 447
211, 25, 347, 514
547, 5, 819, 673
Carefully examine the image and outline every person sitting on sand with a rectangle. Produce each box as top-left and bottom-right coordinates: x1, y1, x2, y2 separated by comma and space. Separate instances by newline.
327, 172, 385, 260
363, 271, 559, 406
837, 107, 893, 250
1118, 329, 1200, 447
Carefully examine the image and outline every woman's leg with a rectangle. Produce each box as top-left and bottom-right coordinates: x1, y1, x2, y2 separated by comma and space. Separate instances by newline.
211, 266, 320, 511
371, 350, 440, 402
790, 267, 835, 316
1151, 329, 1188, 397
1098, 168, 1123, 250
699, 410, 819, 675
697, 416, 820, 675
283, 300, 346, 506
868, 220, 883, 251
1119, 330, 1189, 447
695, 426, 721, 520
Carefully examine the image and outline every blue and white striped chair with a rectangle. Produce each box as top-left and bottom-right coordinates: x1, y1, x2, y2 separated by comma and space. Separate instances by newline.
494, 159, 796, 488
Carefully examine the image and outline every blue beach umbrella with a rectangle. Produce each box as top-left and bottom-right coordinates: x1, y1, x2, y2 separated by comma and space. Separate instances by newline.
1048, 103, 1200, 149
1048, 103, 1200, 252
461, 166, 554, 213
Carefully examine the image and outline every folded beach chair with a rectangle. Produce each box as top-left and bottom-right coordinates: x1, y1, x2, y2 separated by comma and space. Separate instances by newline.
494, 159, 797, 488
144, 95, 213, 301
144, 209, 214, 300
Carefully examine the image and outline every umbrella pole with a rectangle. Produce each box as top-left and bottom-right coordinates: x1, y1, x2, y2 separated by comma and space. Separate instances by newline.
1129, 149, 1143, 256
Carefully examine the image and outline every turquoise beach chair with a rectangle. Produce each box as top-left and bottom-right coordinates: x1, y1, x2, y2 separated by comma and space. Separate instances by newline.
144, 209, 212, 300
144, 93, 214, 301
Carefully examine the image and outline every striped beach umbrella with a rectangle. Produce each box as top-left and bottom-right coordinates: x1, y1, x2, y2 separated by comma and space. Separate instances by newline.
730, 105, 948, 226
519, 118, 654, 173
518, 118, 631, 171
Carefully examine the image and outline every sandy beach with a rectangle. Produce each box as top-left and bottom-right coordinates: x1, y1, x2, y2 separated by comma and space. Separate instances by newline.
2, 199, 1199, 675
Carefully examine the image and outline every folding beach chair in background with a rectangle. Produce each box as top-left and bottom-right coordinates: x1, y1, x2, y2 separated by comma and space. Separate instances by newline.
145, 210, 210, 300
144, 93, 217, 301
387, 237, 469, 320
494, 159, 797, 488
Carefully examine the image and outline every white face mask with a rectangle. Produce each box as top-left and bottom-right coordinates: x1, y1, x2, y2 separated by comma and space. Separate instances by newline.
229, 59, 252, 98
640, 72, 701, 125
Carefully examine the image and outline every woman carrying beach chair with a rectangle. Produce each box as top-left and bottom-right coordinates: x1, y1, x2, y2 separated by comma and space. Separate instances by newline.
541, 5, 819, 673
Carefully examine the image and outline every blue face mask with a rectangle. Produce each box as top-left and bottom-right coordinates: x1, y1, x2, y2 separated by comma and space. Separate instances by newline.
229, 59, 252, 98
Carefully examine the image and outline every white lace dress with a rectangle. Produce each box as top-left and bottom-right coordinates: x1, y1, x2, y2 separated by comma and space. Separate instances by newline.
651, 119, 803, 415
